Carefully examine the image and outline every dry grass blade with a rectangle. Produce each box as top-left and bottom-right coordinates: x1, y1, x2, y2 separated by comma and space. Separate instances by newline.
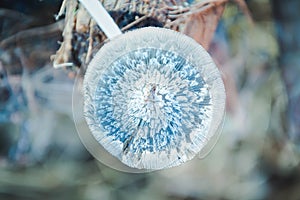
51, 0, 251, 68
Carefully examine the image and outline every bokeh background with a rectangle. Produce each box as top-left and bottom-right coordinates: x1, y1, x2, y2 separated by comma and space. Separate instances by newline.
1, 0, 300, 199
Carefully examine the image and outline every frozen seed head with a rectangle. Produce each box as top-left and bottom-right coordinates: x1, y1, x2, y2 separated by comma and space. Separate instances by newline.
83, 27, 225, 170
96, 49, 211, 163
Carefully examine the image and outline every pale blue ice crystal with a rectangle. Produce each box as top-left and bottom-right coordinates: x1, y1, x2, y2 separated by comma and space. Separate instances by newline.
83, 27, 225, 170
93, 48, 212, 168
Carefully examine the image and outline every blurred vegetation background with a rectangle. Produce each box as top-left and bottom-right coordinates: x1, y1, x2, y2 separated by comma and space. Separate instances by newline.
0, 0, 300, 199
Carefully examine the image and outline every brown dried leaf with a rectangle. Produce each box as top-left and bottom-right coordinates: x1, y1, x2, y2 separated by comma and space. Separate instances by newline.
183, 1, 226, 49
183, 0, 252, 50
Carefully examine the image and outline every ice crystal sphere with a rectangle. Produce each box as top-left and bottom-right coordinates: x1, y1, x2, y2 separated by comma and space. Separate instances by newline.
83, 27, 225, 170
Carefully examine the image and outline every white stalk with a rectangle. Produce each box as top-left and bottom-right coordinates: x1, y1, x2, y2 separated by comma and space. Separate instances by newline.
79, 0, 122, 39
